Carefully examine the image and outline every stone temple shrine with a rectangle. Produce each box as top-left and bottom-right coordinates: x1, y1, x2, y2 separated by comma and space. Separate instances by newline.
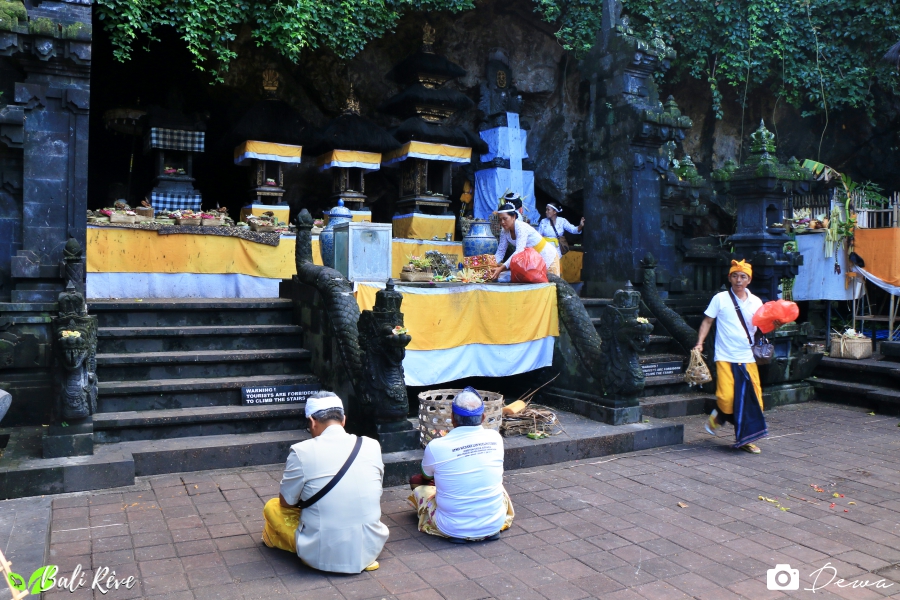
0, 0, 894, 500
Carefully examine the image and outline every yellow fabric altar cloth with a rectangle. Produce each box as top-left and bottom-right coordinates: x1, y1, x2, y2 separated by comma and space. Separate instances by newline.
355, 283, 559, 352
316, 150, 381, 171
391, 239, 462, 278
382, 141, 471, 165
234, 140, 303, 165
87, 227, 295, 279
855, 228, 900, 286
323, 210, 372, 225
392, 213, 456, 240
561, 251, 583, 284
239, 204, 290, 224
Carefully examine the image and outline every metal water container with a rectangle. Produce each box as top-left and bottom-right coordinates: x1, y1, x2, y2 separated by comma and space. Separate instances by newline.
333, 222, 393, 282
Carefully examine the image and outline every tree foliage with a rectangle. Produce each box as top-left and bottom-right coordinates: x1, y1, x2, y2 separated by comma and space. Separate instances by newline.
96, 0, 900, 119
622, 0, 900, 119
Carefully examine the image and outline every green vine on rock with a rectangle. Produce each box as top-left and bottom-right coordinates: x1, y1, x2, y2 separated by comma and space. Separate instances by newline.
623, 0, 900, 119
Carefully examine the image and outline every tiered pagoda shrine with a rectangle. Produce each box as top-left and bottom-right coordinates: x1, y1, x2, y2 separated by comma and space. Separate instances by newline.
379, 24, 481, 213
230, 70, 313, 222
314, 87, 401, 212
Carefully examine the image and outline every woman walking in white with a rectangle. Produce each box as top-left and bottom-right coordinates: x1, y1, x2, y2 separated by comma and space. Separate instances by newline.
536, 203, 584, 257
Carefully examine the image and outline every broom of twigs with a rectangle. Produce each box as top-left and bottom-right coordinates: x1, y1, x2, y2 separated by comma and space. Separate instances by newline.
500, 376, 566, 438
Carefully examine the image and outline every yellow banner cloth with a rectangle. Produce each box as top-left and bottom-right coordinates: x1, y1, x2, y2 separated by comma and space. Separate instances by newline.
323, 211, 372, 225
383, 141, 472, 164
239, 204, 290, 224
87, 227, 296, 279
316, 150, 381, 170
561, 251, 583, 284
855, 228, 900, 286
391, 239, 462, 278
392, 214, 456, 240
355, 283, 559, 351
312, 238, 323, 265
234, 140, 303, 164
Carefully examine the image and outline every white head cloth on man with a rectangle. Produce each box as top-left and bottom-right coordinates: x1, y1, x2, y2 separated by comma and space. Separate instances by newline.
305, 393, 343, 418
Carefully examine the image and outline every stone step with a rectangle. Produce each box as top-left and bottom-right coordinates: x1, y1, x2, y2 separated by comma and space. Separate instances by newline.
882, 341, 900, 361
97, 374, 321, 412
642, 373, 691, 397
95, 348, 311, 381
813, 356, 900, 388
93, 404, 308, 443
97, 324, 304, 353
811, 377, 900, 415
88, 298, 294, 328
640, 392, 715, 418
580, 297, 613, 319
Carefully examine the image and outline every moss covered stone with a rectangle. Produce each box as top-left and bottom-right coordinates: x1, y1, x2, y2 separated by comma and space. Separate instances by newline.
0, 0, 26, 31
29, 16, 59, 37
62, 21, 91, 41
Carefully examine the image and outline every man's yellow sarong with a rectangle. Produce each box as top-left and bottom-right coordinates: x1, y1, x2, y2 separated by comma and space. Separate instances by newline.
262, 498, 300, 553
407, 485, 515, 539
715, 361, 763, 414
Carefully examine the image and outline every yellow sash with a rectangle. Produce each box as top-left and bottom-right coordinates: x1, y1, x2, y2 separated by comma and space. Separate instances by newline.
543, 237, 560, 247
533, 237, 548, 254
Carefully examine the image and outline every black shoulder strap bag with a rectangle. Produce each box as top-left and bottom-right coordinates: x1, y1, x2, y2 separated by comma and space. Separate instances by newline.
298, 436, 363, 509
728, 290, 774, 365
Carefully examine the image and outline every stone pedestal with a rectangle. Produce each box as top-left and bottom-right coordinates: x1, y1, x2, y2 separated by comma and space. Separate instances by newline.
43, 418, 93, 458
881, 341, 900, 360
542, 388, 641, 425
376, 419, 420, 452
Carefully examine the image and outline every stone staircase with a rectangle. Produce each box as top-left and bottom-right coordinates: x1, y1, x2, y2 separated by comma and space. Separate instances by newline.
580, 297, 715, 418
811, 352, 900, 415
87, 298, 317, 472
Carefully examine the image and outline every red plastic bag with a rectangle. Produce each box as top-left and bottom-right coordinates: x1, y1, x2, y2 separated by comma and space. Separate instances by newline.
752, 300, 799, 333
509, 248, 548, 283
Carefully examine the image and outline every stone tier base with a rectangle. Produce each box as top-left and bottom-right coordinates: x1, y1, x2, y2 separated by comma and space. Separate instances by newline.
0, 409, 683, 499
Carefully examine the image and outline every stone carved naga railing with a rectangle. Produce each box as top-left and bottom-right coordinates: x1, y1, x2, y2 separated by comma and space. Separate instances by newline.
293, 210, 410, 428
639, 253, 698, 354
548, 274, 651, 404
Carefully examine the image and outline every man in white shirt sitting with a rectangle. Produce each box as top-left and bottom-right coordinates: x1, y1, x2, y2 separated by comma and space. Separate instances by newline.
262, 391, 388, 573
408, 387, 515, 542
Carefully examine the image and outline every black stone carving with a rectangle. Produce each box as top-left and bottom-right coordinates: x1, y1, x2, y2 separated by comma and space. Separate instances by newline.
640, 253, 698, 353
294, 209, 416, 448
52, 280, 97, 422
358, 281, 411, 423
597, 283, 652, 400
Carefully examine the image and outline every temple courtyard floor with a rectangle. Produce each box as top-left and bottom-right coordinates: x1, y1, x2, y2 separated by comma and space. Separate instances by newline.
2, 402, 899, 600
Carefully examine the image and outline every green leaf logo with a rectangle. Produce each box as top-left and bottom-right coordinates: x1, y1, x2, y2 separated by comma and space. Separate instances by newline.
7, 572, 25, 591
27, 565, 57, 593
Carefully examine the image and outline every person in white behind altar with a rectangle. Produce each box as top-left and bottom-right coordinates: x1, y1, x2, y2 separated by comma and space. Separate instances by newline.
488, 202, 560, 281
262, 391, 388, 573
536, 203, 584, 257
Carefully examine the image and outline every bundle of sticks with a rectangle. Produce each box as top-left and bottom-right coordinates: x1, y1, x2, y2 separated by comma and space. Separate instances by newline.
499, 376, 564, 438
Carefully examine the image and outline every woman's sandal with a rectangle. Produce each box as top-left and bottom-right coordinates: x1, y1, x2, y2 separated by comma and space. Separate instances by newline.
739, 443, 761, 454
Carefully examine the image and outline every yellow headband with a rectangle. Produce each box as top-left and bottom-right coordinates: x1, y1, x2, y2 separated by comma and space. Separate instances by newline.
729, 259, 752, 277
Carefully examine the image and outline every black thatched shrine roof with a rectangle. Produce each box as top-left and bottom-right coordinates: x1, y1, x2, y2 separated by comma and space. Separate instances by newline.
386, 50, 466, 85
378, 84, 474, 119
227, 99, 316, 147
393, 117, 488, 154
311, 112, 402, 155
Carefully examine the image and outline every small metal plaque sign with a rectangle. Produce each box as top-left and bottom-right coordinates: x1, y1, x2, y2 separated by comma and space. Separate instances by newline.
241, 384, 321, 405
641, 361, 683, 377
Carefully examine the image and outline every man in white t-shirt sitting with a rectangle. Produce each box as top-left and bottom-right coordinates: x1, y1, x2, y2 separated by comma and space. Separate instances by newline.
407, 387, 515, 542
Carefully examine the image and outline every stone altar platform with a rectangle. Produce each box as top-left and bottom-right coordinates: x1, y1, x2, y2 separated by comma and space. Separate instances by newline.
0, 409, 682, 500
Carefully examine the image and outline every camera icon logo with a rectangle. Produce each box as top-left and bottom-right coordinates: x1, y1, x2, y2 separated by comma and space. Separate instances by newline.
767, 564, 800, 590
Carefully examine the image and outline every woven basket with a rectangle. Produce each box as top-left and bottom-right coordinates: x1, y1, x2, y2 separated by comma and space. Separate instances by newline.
201, 218, 224, 227
417, 389, 503, 447
830, 334, 873, 360
109, 213, 136, 224
175, 218, 201, 226
400, 270, 433, 282
249, 221, 277, 232
134, 207, 154, 218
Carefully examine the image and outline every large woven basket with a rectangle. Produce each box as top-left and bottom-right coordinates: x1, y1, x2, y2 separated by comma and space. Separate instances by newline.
830, 334, 873, 360
417, 389, 503, 447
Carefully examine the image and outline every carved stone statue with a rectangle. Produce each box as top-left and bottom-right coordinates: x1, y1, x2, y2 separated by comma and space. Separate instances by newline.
598, 283, 652, 400
358, 281, 411, 422
52, 281, 98, 421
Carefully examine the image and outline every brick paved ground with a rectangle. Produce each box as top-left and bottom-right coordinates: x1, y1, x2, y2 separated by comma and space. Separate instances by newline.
39, 402, 900, 600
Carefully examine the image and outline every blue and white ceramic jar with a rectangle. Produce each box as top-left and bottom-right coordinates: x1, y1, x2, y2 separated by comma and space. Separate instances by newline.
462, 219, 498, 257
320, 200, 352, 268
